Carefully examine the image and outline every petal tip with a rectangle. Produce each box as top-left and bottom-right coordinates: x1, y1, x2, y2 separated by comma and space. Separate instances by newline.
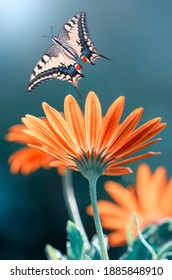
128, 167, 133, 174
87, 91, 98, 100
65, 94, 77, 104
88, 90, 96, 95
42, 102, 49, 110
149, 151, 161, 156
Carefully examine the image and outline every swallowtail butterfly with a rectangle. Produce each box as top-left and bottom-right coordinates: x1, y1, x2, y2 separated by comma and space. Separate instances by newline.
28, 12, 109, 94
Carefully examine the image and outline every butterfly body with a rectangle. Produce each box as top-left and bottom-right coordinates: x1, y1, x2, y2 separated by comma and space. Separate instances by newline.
28, 12, 109, 94
52, 37, 78, 59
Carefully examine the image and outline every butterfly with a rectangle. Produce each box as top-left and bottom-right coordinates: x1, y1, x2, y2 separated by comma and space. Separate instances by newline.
28, 12, 110, 95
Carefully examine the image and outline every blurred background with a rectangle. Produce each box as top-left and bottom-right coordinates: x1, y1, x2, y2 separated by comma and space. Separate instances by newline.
0, 0, 172, 259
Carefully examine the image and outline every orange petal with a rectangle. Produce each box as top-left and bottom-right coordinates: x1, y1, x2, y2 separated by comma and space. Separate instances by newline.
108, 231, 127, 247
22, 116, 77, 157
5, 124, 38, 145
101, 216, 127, 230
122, 118, 166, 150
84, 91, 102, 151
8, 147, 52, 175
107, 107, 144, 153
160, 178, 172, 216
103, 166, 132, 176
50, 159, 78, 171
136, 163, 152, 213
22, 116, 58, 143
148, 166, 167, 211
130, 123, 165, 151
5, 118, 52, 146
64, 95, 86, 150
42, 102, 79, 151
109, 151, 160, 168
27, 143, 64, 162
104, 181, 140, 212
86, 200, 129, 219
96, 96, 125, 152
136, 164, 169, 216
112, 138, 161, 159
7, 124, 25, 133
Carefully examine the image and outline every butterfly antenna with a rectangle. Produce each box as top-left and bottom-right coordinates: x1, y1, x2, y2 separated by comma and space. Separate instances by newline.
42, 26, 54, 39
42, 35, 51, 39
50, 26, 54, 37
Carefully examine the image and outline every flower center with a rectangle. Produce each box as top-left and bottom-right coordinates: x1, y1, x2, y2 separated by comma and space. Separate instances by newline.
68, 148, 113, 180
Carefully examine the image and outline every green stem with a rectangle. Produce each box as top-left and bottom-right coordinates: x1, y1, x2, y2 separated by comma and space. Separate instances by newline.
61, 170, 90, 250
89, 175, 109, 260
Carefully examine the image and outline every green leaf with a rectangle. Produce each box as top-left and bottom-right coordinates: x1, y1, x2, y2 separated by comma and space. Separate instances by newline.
84, 254, 92, 260
120, 219, 172, 260
120, 225, 158, 260
162, 252, 172, 260
167, 219, 172, 231
45, 221, 109, 260
157, 219, 172, 242
86, 234, 108, 260
86, 244, 102, 260
66, 220, 85, 260
157, 241, 172, 259
120, 242, 151, 260
45, 244, 65, 260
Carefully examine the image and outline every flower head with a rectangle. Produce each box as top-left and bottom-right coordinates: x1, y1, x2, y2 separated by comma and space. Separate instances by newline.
87, 163, 172, 246
19, 92, 166, 178
21, 91, 166, 179
5, 122, 55, 175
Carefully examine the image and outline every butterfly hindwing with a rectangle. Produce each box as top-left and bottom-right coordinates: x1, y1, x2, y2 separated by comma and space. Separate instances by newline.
28, 44, 83, 92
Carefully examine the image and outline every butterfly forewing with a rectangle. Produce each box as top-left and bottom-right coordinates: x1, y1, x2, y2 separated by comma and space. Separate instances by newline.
61, 12, 103, 64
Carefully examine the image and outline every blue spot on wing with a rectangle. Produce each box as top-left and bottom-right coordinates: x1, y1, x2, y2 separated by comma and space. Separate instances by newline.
80, 39, 94, 61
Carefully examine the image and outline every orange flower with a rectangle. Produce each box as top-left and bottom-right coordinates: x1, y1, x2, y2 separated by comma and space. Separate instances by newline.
21, 91, 166, 179
5, 122, 55, 175
87, 163, 172, 247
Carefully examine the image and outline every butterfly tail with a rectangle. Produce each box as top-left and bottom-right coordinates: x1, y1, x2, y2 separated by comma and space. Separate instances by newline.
88, 52, 111, 65
74, 85, 82, 99
99, 53, 111, 61
71, 63, 84, 97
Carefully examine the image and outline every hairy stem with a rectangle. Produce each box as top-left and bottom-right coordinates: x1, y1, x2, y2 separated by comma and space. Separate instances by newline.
89, 175, 109, 260
62, 170, 90, 250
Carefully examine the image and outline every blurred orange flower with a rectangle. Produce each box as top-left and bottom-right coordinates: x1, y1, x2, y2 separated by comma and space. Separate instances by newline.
5, 122, 55, 175
87, 163, 172, 247
21, 91, 166, 179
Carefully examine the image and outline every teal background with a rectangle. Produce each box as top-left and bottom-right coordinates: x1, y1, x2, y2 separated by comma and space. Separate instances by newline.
0, 0, 172, 259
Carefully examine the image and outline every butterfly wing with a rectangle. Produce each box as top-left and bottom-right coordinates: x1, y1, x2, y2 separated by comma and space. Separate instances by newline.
28, 12, 109, 93
60, 12, 110, 64
28, 43, 83, 93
